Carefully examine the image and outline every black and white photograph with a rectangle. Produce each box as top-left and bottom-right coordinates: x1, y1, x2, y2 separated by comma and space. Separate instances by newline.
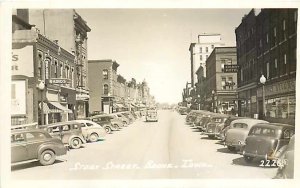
0, 0, 299, 188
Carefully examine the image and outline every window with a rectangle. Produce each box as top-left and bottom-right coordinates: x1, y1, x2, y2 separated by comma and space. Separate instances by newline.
37, 52, 43, 79
241, 69, 243, 82
200, 55, 202, 61
11, 133, 25, 143
284, 54, 287, 65
62, 125, 70, 131
273, 27, 277, 37
60, 63, 63, 78
103, 69, 108, 79
199, 47, 202, 53
266, 62, 270, 79
211, 45, 214, 49
103, 84, 109, 95
205, 47, 208, 53
250, 127, 262, 135
45, 58, 50, 79
206, 55, 208, 59
232, 123, 248, 129
26, 132, 46, 141
283, 19, 286, 31
54, 60, 58, 78
266, 33, 269, 44
228, 77, 233, 89
86, 123, 94, 127
221, 77, 226, 90
259, 39, 262, 48
65, 66, 69, 79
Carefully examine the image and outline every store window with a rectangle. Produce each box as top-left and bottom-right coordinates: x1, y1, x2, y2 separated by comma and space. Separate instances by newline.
103, 69, 108, 79
265, 96, 295, 119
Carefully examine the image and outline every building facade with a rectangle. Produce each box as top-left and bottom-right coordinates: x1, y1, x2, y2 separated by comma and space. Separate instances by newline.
28, 9, 91, 119
189, 34, 225, 87
204, 47, 238, 114
88, 60, 119, 114
12, 24, 76, 125
235, 9, 297, 124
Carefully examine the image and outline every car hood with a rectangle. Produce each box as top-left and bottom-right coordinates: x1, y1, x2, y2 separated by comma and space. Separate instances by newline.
225, 128, 249, 144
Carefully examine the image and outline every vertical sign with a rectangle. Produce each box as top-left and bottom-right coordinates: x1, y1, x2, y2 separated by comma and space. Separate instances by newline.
11, 80, 26, 115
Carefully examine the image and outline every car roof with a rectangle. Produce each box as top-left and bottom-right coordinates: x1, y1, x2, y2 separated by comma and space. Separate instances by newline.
42, 121, 81, 128
11, 128, 48, 134
251, 123, 294, 130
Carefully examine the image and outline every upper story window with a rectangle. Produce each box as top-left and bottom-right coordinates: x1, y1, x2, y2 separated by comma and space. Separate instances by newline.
44, 58, 51, 79
266, 33, 269, 44
60, 63, 63, 78
273, 27, 277, 37
199, 47, 202, 53
200, 55, 202, 61
37, 52, 43, 79
205, 47, 208, 53
103, 69, 108, 79
211, 45, 214, 49
54, 60, 58, 78
283, 19, 286, 31
266, 62, 270, 79
103, 84, 109, 95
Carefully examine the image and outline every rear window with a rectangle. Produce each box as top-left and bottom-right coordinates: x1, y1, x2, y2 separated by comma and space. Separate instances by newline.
250, 127, 276, 137
232, 123, 248, 129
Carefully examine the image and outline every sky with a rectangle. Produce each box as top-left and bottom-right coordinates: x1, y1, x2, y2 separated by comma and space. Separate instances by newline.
76, 9, 251, 104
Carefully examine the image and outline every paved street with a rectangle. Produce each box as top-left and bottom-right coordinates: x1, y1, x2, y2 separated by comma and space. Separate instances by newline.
11, 110, 277, 179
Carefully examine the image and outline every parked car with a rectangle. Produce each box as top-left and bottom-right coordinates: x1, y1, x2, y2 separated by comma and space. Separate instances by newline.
225, 119, 268, 152
41, 122, 86, 149
185, 110, 199, 125
71, 120, 106, 142
275, 135, 295, 179
87, 115, 119, 133
204, 114, 229, 139
120, 111, 135, 123
217, 116, 248, 141
11, 129, 67, 166
178, 107, 188, 115
146, 109, 158, 122
196, 115, 215, 131
111, 113, 130, 126
243, 123, 295, 163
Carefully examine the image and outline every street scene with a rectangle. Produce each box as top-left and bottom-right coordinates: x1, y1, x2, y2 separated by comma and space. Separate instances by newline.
9, 7, 296, 182
11, 110, 278, 179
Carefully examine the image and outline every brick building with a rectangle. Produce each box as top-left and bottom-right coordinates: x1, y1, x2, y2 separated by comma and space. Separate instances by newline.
235, 9, 297, 124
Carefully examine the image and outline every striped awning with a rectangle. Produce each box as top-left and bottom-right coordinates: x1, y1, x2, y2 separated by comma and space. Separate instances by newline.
39, 102, 62, 113
49, 102, 73, 113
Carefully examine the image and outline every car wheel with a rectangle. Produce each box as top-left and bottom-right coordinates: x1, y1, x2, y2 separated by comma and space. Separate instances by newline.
89, 133, 99, 142
244, 156, 254, 163
227, 146, 236, 152
39, 150, 56, 166
105, 126, 112, 134
70, 137, 82, 149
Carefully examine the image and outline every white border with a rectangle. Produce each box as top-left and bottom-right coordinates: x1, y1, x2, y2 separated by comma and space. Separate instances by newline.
1, 0, 300, 188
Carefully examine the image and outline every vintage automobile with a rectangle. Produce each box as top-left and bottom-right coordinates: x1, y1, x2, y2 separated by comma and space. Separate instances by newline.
243, 123, 295, 163
196, 115, 215, 131
204, 114, 229, 139
225, 119, 268, 152
120, 111, 135, 123
87, 115, 119, 133
42, 122, 86, 149
185, 110, 199, 125
178, 107, 188, 115
11, 129, 68, 166
217, 116, 248, 141
72, 120, 106, 142
146, 109, 158, 122
275, 135, 294, 179
111, 112, 130, 126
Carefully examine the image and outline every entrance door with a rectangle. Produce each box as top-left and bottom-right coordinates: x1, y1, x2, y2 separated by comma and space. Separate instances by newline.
103, 104, 110, 114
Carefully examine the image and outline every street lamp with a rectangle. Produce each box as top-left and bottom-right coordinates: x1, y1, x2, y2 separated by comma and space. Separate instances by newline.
260, 75, 266, 118
37, 80, 45, 125
212, 90, 215, 113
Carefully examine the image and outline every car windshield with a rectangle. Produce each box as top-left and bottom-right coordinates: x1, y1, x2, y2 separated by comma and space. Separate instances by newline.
232, 123, 247, 129
249, 127, 276, 137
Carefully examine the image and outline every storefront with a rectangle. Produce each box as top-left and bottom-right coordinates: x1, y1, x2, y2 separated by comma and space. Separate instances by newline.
257, 78, 296, 125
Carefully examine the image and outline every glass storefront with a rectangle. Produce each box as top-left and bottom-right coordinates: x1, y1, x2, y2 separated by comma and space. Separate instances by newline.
265, 95, 295, 119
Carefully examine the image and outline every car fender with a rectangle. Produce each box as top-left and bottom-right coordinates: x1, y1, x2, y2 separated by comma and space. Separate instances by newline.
68, 135, 86, 145
37, 143, 59, 159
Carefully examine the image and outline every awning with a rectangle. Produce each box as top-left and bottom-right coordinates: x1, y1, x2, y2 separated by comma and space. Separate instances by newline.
113, 103, 125, 108
39, 102, 62, 113
49, 102, 73, 113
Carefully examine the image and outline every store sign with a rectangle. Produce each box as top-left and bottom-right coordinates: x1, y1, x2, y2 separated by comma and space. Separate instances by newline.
224, 65, 239, 73
265, 79, 295, 97
11, 80, 26, 115
12, 46, 34, 77
46, 78, 71, 84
